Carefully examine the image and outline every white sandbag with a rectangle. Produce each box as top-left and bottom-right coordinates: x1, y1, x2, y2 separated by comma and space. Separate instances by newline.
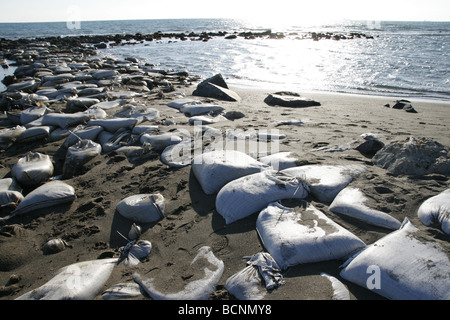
20, 106, 48, 125
329, 187, 402, 230
62, 139, 102, 178
12, 181, 76, 216
66, 97, 100, 110
133, 246, 224, 300
16, 258, 118, 300
132, 124, 158, 135
166, 98, 200, 110
102, 282, 143, 300
340, 219, 450, 300
216, 170, 310, 224
225, 252, 284, 300
140, 132, 183, 151
160, 142, 194, 168
417, 188, 450, 234
0, 126, 26, 148
42, 112, 90, 129
320, 273, 351, 300
192, 150, 270, 195
7, 79, 38, 92
282, 164, 368, 203
90, 100, 127, 114
100, 128, 133, 154
88, 117, 138, 133
0, 178, 23, 208
188, 115, 224, 125
115, 105, 160, 122
180, 103, 224, 116
119, 240, 152, 267
16, 126, 51, 144
19, 93, 49, 105
49, 127, 71, 142
93, 69, 119, 80
11, 152, 54, 185
256, 202, 366, 269
63, 125, 104, 148
116, 193, 164, 224
259, 152, 303, 171
82, 106, 107, 119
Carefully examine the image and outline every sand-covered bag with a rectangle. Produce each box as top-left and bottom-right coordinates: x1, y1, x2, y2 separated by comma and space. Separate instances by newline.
63, 139, 102, 178
192, 150, 270, 195
0, 126, 26, 148
256, 202, 366, 269
417, 188, 450, 234
329, 187, 402, 230
116, 193, 165, 224
133, 246, 224, 300
0, 178, 23, 208
12, 181, 76, 216
16, 258, 118, 300
225, 252, 284, 300
340, 219, 450, 300
11, 152, 54, 185
216, 170, 310, 224
281, 164, 367, 203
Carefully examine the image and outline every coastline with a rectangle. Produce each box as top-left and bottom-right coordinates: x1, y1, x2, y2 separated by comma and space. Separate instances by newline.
0, 35, 449, 301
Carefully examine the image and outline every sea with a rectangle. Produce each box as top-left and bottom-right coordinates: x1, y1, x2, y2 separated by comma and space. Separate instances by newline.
1, 18, 449, 101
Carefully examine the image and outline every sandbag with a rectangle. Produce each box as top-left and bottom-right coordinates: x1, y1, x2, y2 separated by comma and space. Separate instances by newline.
20, 106, 48, 125
133, 246, 224, 300
119, 240, 152, 267
62, 125, 104, 148
62, 139, 102, 178
115, 104, 160, 122
16, 258, 118, 300
192, 150, 270, 195
12, 181, 76, 216
16, 126, 51, 144
0, 178, 23, 208
180, 103, 224, 116
102, 282, 142, 300
259, 152, 303, 171
0, 126, 26, 148
160, 142, 195, 168
140, 132, 183, 151
42, 112, 90, 129
417, 188, 450, 234
65, 97, 100, 110
88, 117, 138, 133
166, 98, 200, 110
216, 170, 310, 224
225, 252, 284, 300
329, 187, 402, 230
281, 164, 367, 203
256, 202, 366, 269
11, 152, 54, 185
116, 193, 165, 224
340, 219, 450, 300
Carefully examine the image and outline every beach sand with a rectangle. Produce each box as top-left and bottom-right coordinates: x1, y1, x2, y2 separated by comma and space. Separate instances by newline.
0, 83, 449, 301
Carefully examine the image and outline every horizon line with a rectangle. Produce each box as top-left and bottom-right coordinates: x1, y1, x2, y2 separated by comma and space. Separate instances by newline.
1, 17, 449, 24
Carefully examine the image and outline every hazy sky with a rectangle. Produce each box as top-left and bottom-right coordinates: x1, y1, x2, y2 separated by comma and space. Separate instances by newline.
0, 0, 449, 23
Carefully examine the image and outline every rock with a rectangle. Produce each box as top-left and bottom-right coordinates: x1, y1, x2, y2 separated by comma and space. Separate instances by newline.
384, 99, 418, 113
264, 92, 321, 108
355, 139, 385, 157
192, 74, 241, 102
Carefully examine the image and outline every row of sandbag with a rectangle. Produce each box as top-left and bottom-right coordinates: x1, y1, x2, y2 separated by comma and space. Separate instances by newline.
189, 149, 450, 300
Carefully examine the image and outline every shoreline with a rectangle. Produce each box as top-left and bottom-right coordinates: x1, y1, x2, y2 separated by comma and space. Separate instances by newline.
0, 35, 449, 301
